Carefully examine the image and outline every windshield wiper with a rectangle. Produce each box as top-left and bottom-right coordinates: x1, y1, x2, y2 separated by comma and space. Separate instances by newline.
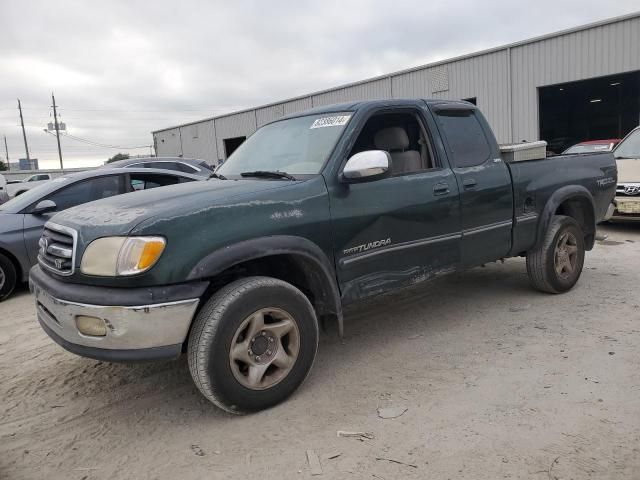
240, 170, 297, 181
208, 172, 227, 180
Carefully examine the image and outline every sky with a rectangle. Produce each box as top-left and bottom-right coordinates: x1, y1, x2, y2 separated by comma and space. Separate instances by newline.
1, 1, 638, 169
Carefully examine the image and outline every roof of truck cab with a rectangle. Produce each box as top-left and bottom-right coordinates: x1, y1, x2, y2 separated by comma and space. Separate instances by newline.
278, 98, 475, 121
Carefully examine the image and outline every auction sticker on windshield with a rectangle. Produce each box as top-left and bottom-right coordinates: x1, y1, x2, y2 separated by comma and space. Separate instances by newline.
310, 115, 351, 129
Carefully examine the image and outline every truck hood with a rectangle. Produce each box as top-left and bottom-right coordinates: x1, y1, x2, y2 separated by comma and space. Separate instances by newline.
51, 179, 295, 238
616, 158, 640, 183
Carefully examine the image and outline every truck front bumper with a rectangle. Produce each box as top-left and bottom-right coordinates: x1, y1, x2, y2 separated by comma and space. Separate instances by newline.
29, 265, 207, 362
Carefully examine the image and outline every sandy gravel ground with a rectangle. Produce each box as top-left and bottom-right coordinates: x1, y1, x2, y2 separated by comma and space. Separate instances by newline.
1, 224, 639, 480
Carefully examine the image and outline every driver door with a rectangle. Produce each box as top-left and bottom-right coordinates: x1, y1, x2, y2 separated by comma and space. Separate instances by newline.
327, 108, 462, 302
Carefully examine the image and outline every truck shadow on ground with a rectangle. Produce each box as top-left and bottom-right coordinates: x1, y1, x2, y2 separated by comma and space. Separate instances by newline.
47, 258, 545, 422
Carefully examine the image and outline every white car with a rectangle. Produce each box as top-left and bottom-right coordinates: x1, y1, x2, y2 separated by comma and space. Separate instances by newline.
6, 173, 52, 198
0, 174, 8, 204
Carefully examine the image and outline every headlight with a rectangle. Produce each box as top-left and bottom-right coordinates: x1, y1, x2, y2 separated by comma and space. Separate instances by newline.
80, 236, 166, 276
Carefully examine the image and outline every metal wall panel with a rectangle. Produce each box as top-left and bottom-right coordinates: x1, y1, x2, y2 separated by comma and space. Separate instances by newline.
311, 77, 391, 107
437, 51, 511, 142
392, 50, 511, 142
282, 97, 313, 114
511, 15, 640, 142
391, 69, 432, 98
154, 128, 182, 157
179, 119, 217, 165
256, 104, 285, 127
153, 14, 640, 158
214, 110, 258, 160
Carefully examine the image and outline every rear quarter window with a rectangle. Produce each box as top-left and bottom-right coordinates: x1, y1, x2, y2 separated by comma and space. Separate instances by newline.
435, 110, 491, 168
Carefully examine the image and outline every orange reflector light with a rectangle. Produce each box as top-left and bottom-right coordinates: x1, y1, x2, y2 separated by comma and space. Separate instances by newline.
137, 240, 165, 270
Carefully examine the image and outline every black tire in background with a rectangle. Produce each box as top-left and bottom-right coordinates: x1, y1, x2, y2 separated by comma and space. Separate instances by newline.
188, 276, 319, 414
0, 253, 18, 302
526, 215, 585, 293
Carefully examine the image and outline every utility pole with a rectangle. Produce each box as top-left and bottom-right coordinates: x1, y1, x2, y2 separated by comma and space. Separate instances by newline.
3, 135, 9, 171
17, 99, 30, 160
51, 93, 64, 171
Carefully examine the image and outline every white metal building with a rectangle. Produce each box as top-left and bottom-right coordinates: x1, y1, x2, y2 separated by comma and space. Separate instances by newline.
152, 12, 640, 164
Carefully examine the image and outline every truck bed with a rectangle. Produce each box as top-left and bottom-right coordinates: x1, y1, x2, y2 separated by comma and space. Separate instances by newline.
506, 152, 617, 255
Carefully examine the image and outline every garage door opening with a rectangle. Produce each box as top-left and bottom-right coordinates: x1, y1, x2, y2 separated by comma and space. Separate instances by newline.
223, 136, 246, 158
539, 71, 640, 153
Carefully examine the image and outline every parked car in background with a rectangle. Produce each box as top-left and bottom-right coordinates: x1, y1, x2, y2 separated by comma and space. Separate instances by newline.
563, 139, 621, 154
0, 174, 8, 205
6, 173, 54, 197
6, 173, 52, 184
0, 167, 202, 301
103, 157, 215, 177
611, 126, 640, 221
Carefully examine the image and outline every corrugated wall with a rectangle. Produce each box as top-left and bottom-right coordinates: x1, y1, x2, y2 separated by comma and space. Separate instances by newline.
214, 111, 258, 160
153, 14, 640, 158
179, 120, 217, 164
154, 128, 182, 157
511, 15, 640, 142
391, 50, 511, 142
311, 77, 391, 107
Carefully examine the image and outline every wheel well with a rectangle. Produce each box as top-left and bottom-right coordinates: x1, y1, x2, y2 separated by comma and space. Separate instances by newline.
0, 247, 22, 281
182, 253, 340, 351
555, 197, 595, 249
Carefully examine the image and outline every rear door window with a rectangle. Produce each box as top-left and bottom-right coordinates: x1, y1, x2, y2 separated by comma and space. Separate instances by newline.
435, 110, 491, 168
43, 175, 122, 211
129, 173, 192, 191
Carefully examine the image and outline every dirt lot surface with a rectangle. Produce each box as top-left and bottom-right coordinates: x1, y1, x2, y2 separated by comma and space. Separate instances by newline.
1, 224, 639, 480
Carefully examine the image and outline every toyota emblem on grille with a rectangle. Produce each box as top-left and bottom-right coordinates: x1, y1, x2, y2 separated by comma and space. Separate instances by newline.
624, 185, 640, 195
54, 258, 64, 269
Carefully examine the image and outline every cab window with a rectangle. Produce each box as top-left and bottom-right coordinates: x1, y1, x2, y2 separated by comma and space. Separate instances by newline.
349, 111, 436, 175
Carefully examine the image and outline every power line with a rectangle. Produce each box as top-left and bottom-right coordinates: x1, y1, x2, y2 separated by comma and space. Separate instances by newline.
44, 130, 150, 150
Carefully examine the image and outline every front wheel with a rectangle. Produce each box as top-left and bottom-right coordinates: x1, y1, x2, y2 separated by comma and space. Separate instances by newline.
0, 253, 17, 302
526, 215, 585, 293
188, 276, 319, 414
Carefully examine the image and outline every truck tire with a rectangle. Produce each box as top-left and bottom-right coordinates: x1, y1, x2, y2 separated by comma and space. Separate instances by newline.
188, 276, 319, 414
0, 253, 17, 302
526, 215, 585, 293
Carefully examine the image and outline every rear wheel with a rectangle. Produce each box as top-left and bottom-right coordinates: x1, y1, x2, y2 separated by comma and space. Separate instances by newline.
526, 215, 585, 293
188, 276, 319, 414
0, 253, 17, 302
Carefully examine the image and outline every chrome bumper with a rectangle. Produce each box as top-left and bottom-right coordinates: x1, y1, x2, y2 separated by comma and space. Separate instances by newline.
33, 282, 199, 352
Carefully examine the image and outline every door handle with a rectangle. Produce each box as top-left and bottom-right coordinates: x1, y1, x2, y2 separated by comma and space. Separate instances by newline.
463, 178, 477, 189
433, 182, 450, 195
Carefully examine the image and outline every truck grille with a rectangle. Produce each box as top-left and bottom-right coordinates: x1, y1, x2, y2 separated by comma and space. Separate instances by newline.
38, 223, 77, 276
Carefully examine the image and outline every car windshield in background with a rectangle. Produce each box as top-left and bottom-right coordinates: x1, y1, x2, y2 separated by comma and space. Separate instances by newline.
564, 143, 613, 154
614, 129, 640, 159
216, 113, 352, 177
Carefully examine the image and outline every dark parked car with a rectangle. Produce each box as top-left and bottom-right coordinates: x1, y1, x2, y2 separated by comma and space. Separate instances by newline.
103, 157, 215, 177
30, 99, 616, 413
0, 167, 201, 301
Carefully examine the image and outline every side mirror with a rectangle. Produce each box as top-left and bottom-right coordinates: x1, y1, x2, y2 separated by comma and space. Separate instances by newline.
341, 150, 391, 183
31, 199, 57, 215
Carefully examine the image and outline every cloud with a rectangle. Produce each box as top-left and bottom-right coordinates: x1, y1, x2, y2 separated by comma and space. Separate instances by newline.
0, 0, 637, 168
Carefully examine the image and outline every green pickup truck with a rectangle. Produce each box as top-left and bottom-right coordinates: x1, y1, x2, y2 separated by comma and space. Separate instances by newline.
29, 99, 616, 413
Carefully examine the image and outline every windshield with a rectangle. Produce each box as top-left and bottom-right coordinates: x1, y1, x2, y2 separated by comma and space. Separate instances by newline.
614, 129, 640, 159
564, 143, 613, 154
216, 112, 352, 176
0, 177, 70, 213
